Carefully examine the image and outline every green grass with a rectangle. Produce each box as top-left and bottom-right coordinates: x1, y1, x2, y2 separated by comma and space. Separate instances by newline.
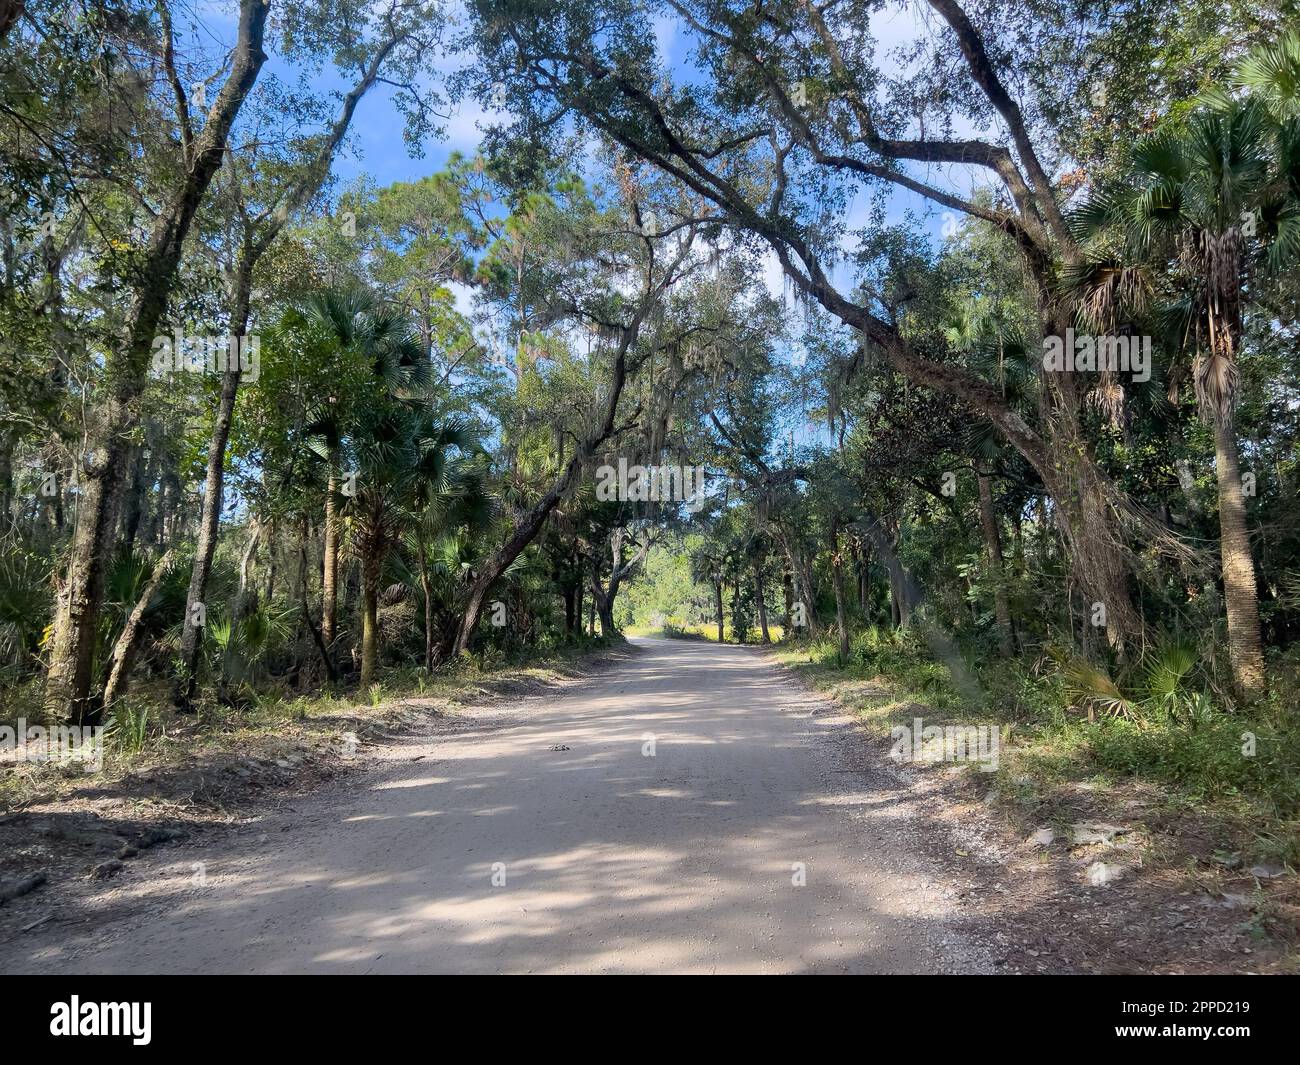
0, 638, 622, 811
631, 617, 786, 642
774, 626, 1300, 867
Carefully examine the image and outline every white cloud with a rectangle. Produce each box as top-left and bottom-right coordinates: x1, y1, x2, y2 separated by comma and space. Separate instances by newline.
653, 15, 678, 67
443, 98, 494, 152
446, 280, 477, 320
760, 248, 788, 303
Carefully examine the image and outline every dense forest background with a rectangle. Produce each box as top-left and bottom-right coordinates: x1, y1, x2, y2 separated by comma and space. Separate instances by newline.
2, 0, 1299, 860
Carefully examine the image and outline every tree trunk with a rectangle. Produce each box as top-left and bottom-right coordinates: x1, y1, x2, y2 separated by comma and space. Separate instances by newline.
730, 576, 747, 643
754, 560, 771, 643
101, 549, 175, 713
575, 558, 585, 636
0, 429, 12, 531
1213, 417, 1266, 698
976, 469, 1016, 656
420, 542, 435, 672
322, 469, 339, 647
174, 260, 251, 711
830, 519, 850, 662
1038, 411, 1143, 655
301, 594, 337, 685
294, 513, 312, 683
0, 0, 23, 45
713, 579, 724, 643
773, 524, 820, 634
45, 0, 270, 725
879, 523, 912, 629
266, 519, 277, 604
451, 290, 650, 657
237, 519, 261, 613
591, 581, 616, 639
562, 581, 577, 635
587, 527, 650, 640
121, 442, 148, 551
360, 551, 380, 689
168, 26, 399, 709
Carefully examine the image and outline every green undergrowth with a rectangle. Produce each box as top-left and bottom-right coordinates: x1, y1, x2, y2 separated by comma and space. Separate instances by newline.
0, 637, 623, 810
773, 625, 1300, 868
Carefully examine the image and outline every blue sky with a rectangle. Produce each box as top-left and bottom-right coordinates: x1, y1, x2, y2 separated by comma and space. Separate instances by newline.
186, 2, 995, 252
180, 0, 1011, 453
187, 1, 997, 339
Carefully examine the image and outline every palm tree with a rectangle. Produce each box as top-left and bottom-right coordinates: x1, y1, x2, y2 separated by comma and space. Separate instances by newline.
299, 285, 493, 686
1234, 30, 1300, 269
944, 304, 1035, 657
744, 532, 773, 643
689, 539, 728, 642
402, 430, 491, 670
343, 404, 480, 688
1066, 97, 1284, 698
302, 286, 431, 662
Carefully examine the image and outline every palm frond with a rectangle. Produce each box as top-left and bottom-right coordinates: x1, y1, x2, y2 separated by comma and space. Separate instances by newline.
1235, 30, 1300, 118
1060, 657, 1137, 719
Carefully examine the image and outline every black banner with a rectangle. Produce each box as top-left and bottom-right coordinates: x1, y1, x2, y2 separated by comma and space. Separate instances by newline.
0, 975, 1290, 1052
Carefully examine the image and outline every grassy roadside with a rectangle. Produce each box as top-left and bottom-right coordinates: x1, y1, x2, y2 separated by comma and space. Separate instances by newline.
768, 628, 1300, 868
759, 624, 1300, 959
0, 638, 631, 930
625, 620, 786, 641
0, 637, 627, 814
757, 628, 1300, 971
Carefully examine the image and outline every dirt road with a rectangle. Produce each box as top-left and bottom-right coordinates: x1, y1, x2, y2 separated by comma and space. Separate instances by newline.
2, 638, 993, 974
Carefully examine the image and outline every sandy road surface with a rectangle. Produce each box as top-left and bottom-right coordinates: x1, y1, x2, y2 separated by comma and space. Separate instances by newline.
2, 637, 992, 974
